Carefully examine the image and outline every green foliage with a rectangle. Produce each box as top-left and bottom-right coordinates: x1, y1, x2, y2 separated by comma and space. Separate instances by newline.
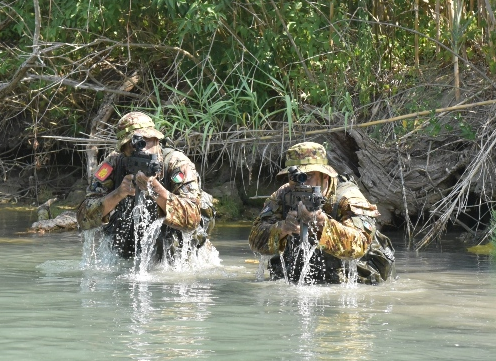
425, 113, 442, 137
152, 0, 190, 18
457, 119, 476, 140
149, 64, 300, 148
215, 195, 241, 220
485, 31, 496, 75
0, 57, 21, 77
176, 1, 228, 35
154, 78, 236, 138
2, 0, 495, 151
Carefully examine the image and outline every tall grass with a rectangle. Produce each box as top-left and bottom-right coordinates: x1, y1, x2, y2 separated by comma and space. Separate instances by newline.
149, 65, 306, 152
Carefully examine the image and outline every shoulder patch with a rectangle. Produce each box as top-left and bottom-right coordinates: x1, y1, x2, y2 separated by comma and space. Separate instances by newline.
261, 205, 271, 214
95, 163, 113, 181
171, 171, 185, 184
259, 205, 274, 218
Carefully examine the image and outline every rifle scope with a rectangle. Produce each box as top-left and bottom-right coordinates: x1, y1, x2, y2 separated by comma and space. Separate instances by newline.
288, 166, 307, 184
131, 134, 147, 152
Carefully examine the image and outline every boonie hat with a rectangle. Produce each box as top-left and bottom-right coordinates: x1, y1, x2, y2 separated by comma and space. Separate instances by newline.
277, 142, 337, 179
116, 112, 164, 150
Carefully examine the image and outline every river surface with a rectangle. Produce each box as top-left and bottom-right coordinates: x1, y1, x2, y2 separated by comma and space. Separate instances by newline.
0, 207, 495, 361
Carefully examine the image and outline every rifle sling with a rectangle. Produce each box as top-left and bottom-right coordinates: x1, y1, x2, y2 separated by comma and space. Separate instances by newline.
161, 147, 176, 190
114, 154, 126, 190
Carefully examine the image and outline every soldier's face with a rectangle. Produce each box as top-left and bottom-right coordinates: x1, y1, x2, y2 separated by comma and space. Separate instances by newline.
305, 172, 329, 191
141, 137, 160, 153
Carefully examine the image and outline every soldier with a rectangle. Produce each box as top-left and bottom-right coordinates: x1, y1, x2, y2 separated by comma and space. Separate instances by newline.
248, 142, 396, 284
77, 111, 215, 264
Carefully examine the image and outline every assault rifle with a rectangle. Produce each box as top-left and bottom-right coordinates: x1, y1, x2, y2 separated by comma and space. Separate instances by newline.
282, 166, 326, 243
124, 134, 161, 203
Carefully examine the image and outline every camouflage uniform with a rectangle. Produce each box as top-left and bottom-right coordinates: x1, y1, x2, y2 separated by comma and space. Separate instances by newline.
77, 112, 212, 263
248, 142, 395, 284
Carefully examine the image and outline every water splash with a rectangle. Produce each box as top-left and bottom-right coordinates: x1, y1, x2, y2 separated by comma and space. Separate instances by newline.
131, 192, 163, 275
80, 186, 221, 278
278, 252, 289, 282
297, 238, 318, 286
255, 255, 272, 281
296, 217, 320, 285
80, 228, 119, 271
155, 231, 222, 274
134, 217, 164, 276
342, 259, 359, 288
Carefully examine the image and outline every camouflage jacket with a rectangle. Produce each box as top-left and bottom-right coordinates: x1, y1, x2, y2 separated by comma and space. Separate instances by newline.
77, 148, 203, 259
248, 175, 395, 284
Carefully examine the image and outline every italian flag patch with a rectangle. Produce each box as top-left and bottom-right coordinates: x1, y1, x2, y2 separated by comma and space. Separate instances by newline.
95, 163, 113, 181
171, 171, 185, 183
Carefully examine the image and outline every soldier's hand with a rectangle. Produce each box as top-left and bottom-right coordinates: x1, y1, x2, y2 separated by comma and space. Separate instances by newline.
117, 174, 135, 197
135, 171, 156, 192
297, 201, 326, 229
280, 210, 300, 235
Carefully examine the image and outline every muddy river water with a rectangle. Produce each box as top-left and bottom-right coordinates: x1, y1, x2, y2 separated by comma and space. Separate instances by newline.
0, 207, 495, 361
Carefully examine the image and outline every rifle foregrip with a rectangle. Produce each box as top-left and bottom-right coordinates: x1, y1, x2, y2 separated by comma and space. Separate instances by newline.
134, 183, 140, 204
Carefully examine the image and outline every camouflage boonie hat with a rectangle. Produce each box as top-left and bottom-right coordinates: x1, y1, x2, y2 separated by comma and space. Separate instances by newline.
116, 112, 164, 150
277, 142, 338, 179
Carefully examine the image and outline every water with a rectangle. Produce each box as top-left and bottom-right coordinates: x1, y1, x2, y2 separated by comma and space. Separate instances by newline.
1, 207, 495, 361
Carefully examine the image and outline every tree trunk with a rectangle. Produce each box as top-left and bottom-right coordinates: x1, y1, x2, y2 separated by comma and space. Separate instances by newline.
85, 72, 140, 183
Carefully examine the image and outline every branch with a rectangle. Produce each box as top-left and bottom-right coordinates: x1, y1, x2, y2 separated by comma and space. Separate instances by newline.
415, 120, 496, 251
0, 9, 16, 32
269, 0, 316, 83
0, 0, 41, 99
22, 73, 167, 103
41, 135, 116, 147
205, 98, 496, 144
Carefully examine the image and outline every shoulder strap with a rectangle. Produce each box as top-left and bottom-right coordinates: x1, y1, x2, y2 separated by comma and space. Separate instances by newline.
113, 154, 126, 190
331, 174, 357, 219
331, 197, 340, 220
161, 147, 176, 190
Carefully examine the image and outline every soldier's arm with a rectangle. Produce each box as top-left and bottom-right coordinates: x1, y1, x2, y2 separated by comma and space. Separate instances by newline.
148, 178, 200, 231
248, 189, 294, 255
148, 153, 201, 231
101, 174, 135, 215
318, 187, 379, 260
318, 217, 370, 259
248, 216, 287, 255
77, 153, 131, 230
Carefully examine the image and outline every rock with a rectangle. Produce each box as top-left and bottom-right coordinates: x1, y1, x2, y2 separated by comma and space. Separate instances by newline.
208, 181, 242, 205
31, 210, 78, 233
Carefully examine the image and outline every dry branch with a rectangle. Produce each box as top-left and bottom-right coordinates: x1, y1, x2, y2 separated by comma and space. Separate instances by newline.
22, 74, 148, 101
415, 113, 496, 250
84, 72, 140, 182
190, 98, 496, 146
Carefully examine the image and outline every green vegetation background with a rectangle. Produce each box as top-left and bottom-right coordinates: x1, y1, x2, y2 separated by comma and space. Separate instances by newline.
3, 1, 494, 144
1, 1, 496, 252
